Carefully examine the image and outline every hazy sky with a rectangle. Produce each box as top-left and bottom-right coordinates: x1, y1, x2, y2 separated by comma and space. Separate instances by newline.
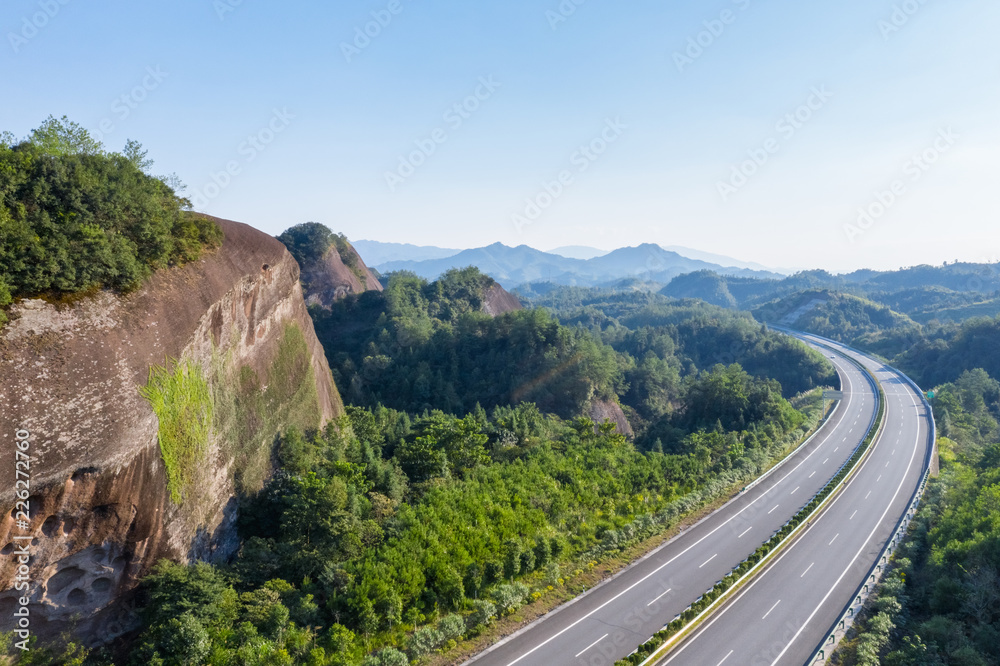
4, 0, 998, 272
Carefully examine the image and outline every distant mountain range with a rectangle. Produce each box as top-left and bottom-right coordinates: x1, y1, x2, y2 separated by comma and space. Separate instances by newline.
547, 245, 609, 260
354, 240, 782, 289
352, 240, 462, 266
662, 264, 1000, 324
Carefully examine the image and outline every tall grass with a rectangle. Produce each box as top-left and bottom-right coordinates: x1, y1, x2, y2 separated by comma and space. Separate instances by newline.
139, 360, 213, 504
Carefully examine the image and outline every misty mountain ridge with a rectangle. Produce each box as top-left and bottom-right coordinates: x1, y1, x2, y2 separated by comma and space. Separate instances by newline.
369, 241, 781, 289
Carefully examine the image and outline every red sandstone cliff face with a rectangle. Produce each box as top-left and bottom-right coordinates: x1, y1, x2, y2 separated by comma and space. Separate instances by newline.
587, 400, 634, 438
481, 282, 523, 317
299, 242, 383, 309
0, 217, 342, 645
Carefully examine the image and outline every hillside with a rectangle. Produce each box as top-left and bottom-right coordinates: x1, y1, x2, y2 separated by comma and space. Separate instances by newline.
277, 223, 383, 309
661, 263, 1000, 324
0, 121, 342, 648
753, 289, 921, 343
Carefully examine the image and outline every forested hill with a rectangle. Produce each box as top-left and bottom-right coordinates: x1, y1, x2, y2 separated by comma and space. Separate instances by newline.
660, 262, 1000, 325
115, 275, 838, 666
277, 222, 384, 308
311, 271, 836, 434
0, 117, 222, 327
310, 267, 624, 418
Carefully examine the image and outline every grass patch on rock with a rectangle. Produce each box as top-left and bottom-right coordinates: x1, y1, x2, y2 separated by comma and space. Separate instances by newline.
140, 360, 213, 504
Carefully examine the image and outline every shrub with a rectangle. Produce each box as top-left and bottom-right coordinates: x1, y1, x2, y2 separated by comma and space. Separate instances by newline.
408, 626, 442, 658
469, 600, 497, 628
437, 614, 465, 642
0, 118, 221, 301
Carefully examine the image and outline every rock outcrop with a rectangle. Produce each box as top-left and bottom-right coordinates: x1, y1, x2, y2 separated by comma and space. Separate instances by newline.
588, 399, 634, 438
481, 282, 523, 317
299, 242, 383, 309
0, 217, 342, 645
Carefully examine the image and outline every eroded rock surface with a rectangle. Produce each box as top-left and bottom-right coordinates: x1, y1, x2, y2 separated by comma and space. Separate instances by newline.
0, 217, 342, 645
299, 242, 383, 309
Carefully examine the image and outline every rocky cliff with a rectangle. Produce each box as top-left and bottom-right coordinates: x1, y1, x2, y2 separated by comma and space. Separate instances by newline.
588, 400, 634, 438
0, 217, 342, 645
481, 282, 523, 317
299, 242, 383, 309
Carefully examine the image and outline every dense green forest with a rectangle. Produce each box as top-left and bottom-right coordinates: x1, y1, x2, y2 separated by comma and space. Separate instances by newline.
21, 267, 830, 665
311, 268, 624, 418
656, 263, 1000, 325
84, 376, 818, 666
0, 117, 221, 326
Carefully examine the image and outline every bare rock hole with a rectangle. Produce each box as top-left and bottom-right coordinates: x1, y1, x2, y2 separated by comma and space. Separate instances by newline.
66, 588, 86, 606
92, 578, 112, 594
71, 467, 99, 481
41, 516, 59, 537
27, 496, 43, 520
47, 567, 85, 595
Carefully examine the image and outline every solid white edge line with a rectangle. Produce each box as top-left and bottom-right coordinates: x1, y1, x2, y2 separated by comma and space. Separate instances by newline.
661, 345, 905, 666
492, 346, 867, 666
767, 378, 922, 664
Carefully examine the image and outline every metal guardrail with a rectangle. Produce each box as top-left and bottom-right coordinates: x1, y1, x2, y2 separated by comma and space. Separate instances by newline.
807, 467, 932, 664
805, 345, 937, 665
622, 341, 887, 666
742, 353, 878, 497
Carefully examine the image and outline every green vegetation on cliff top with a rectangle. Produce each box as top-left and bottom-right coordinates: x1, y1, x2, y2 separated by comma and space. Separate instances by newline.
0, 117, 222, 327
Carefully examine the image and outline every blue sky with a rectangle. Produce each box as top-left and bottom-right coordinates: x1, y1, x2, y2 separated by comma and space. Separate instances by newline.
3, 0, 998, 272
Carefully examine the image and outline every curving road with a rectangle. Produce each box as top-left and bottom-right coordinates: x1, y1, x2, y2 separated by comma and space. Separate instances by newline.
656, 332, 934, 666
468, 338, 883, 666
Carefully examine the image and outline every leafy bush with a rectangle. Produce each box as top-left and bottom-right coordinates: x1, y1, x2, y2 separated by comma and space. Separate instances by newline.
0, 117, 221, 320
407, 626, 442, 658
437, 614, 465, 642
469, 600, 497, 628
492, 583, 530, 616
362, 648, 408, 666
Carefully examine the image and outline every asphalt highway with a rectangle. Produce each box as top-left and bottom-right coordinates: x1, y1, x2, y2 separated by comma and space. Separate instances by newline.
467, 338, 882, 666
656, 333, 933, 666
